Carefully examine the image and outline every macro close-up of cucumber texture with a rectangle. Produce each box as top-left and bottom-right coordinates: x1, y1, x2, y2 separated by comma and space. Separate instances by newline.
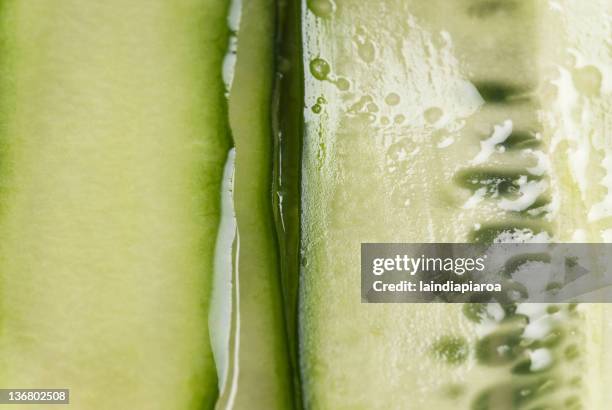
0, 0, 610, 409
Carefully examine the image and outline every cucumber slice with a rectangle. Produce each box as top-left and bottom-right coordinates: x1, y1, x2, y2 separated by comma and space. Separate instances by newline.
217, 0, 295, 407
0, 1, 230, 409
299, 0, 612, 408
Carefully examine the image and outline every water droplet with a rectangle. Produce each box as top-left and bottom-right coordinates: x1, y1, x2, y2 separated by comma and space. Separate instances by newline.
356, 39, 375, 63
572, 65, 602, 97
424, 107, 443, 124
307, 0, 335, 18
310, 58, 331, 80
335, 77, 350, 91
365, 113, 377, 123
385, 92, 400, 106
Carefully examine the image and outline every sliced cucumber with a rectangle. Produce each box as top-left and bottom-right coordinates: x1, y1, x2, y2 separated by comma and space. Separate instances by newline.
0, 1, 230, 409
299, 0, 612, 409
217, 0, 295, 408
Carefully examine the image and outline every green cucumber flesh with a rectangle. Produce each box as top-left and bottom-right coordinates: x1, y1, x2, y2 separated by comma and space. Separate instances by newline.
0, 1, 230, 409
299, 0, 612, 409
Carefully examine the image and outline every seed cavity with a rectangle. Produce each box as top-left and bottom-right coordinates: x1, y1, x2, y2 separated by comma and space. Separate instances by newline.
463, 303, 488, 323
468, 0, 518, 18
469, 223, 549, 244
472, 378, 557, 410
504, 253, 551, 278
476, 327, 524, 366
455, 169, 541, 198
540, 328, 564, 348
500, 131, 542, 150
474, 81, 530, 103
431, 336, 469, 365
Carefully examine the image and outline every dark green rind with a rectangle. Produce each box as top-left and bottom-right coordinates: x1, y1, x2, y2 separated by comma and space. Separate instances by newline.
274, 0, 305, 408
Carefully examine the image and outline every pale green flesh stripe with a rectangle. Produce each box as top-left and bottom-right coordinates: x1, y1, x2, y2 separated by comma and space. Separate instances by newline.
300, 0, 612, 409
0, 2, 229, 409
218, 0, 295, 407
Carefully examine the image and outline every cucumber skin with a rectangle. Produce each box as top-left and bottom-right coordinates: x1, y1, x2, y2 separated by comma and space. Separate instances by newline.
275, 0, 307, 407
